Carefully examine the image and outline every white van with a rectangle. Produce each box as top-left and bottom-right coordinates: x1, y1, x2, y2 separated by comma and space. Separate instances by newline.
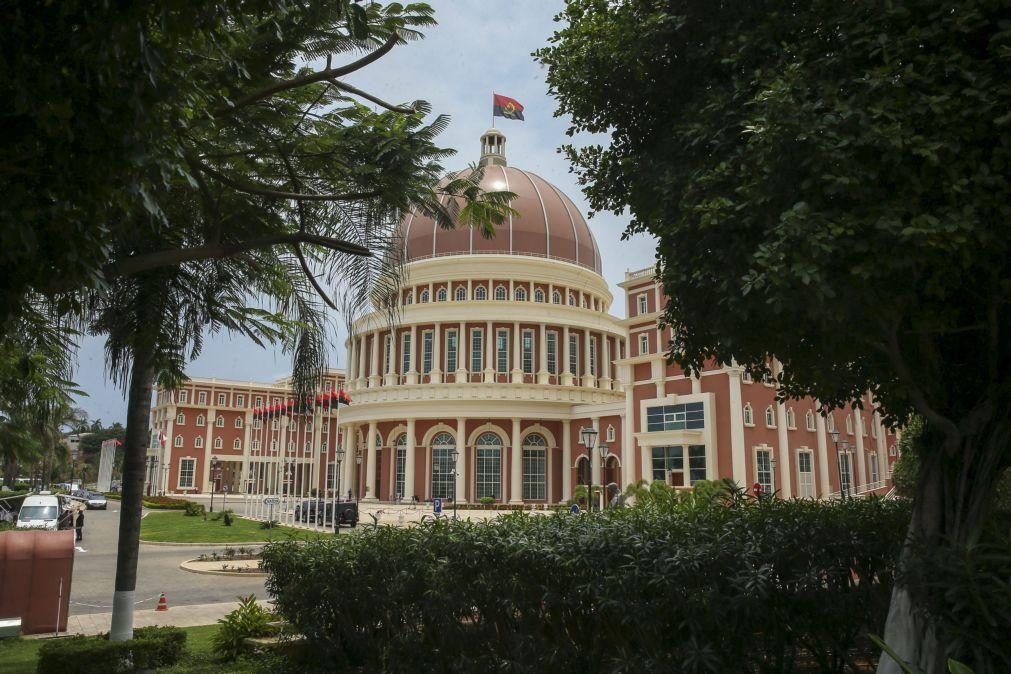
16, 494, 65, 530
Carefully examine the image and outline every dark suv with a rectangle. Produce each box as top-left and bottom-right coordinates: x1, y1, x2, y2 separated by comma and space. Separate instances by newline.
293, 499, 358, 528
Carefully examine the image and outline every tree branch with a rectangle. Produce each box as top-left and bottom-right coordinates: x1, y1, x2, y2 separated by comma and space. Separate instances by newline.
329, 80, 417, 114
294, 244, 338, 311
110, 233, 372, 279
196, 160, 381, 202
210, 33, 401, 118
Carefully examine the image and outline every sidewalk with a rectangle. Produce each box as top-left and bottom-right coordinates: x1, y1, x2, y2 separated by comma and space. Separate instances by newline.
53, 599, 271, 637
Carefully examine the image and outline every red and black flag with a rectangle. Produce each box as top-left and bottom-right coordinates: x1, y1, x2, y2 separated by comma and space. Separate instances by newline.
493, 93, 524, 121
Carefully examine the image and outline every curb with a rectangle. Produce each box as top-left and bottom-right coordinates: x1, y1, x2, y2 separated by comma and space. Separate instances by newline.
179, 558, 267, 577
142, 540, 273, 547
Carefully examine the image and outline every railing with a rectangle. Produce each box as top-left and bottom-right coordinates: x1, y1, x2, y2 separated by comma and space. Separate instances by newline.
408, 249, 600, 273
624, 267, 656, 281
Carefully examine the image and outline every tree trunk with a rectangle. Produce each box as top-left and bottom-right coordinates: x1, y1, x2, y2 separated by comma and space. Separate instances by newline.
877, 411, 1009, 674
108, 343, 156, 641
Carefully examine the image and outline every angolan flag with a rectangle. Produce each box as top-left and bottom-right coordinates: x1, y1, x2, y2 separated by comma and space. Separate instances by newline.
493, 93, 524, 121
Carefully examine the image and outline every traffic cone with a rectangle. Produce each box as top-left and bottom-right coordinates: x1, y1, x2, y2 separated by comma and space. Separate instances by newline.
155, 592, 168, 612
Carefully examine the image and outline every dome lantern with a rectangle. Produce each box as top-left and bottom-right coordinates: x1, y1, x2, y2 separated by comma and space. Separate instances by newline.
479, 128, 507, 167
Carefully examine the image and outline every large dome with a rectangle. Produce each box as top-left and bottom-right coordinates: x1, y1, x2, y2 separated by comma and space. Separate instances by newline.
396, 130, 602, 275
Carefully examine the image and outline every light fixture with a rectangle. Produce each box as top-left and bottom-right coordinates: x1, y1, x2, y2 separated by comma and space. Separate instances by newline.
830, 429, 840, 443
580, 426, 598, 451
597, 442, 608, 460
336, 446, 346, 462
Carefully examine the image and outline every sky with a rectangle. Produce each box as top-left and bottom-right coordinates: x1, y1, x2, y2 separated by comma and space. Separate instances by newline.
72, 1, 657, 425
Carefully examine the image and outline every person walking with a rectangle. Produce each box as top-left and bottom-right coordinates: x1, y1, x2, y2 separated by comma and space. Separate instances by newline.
75, 507, 84, 542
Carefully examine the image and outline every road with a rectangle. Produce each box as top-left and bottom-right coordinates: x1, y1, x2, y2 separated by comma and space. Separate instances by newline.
69, 506, 269, 616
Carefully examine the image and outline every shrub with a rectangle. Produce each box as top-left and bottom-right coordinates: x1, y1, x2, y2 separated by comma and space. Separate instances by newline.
223, 510, 234, 526
37, 626, 186, 673
212, 594, 275, 660
184, 501, 205, 517
142, 495, 191, 510
478, 496, 495, 505
263, 498, 909, 673
260, 519, 277, 530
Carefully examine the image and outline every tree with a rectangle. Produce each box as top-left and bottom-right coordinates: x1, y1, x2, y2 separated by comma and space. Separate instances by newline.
537, 2, 1010, 672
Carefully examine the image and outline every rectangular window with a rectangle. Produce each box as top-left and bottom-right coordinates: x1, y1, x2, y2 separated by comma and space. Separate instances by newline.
496, 329, 509, 373
839, 453, 853, 495
178, 391, 188, 403
589, 335, 597, 376
422, 330, 434, 374
471, 329, 484, 372
384, 334, 392, 374
401, 333, 411, 375
652, 446, 705, 486
395, 446, 406, 500
326, 464, 336, 491
178, 458, 196, 489
646, 403, 705, 432
756, 449, 773, 493
638, 333, 649, 356
198, 391, 207, 404
870, 453, 879, 484
235, 394, 244, 407
476, 448, 502, 500
569, 334, 579, 376
446, 330, 458, 372
522, 448, 546, 500
522, 330, 534, 374
254, 396, 263, 407
637, 294, 648, 316
546, 331, 558, 375
798, 451, 815, 498
217, 393, 226, 406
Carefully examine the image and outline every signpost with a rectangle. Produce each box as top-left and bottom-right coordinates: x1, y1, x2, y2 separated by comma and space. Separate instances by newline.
264, 496, 279, 524
433, 498, 442, 515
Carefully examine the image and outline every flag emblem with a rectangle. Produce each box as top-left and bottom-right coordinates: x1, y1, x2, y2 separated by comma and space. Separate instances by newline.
493, 93, 525, 121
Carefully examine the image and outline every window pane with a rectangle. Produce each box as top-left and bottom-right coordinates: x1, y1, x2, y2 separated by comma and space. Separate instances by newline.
431, 432, 455, 499
522, 434, 546, 500
688, 445, 707, 484
756, 450, 773, 493
476, 433, 502, 500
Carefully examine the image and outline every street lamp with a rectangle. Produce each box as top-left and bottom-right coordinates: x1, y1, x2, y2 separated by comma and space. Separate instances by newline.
355, 448, 363, 507
450, 447, 460, 519
335, 446, 346, 500
597, 442, 608, 510
209, 456, 220, 512
579, 426, 598, 512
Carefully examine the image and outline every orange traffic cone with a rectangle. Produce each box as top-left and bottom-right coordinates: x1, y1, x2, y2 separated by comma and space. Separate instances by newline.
155, 592, 168, 612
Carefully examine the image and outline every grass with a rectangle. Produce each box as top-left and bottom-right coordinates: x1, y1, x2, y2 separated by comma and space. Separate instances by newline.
140, 511, 332, 544
0, 625, 259, 674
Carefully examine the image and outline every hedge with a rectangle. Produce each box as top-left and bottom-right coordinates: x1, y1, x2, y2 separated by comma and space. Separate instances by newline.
37, 626, 186, 673
263, 498, 909, 673
142, 495, 192, 510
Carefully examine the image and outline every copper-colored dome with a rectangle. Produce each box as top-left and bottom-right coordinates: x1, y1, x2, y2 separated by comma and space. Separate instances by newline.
396, 132, 602, 275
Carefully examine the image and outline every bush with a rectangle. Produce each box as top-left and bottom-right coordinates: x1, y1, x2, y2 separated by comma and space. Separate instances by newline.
142, 495, 191, 510
184, 501, 206, 517
263, 498, 909, 673
478, 496, 495, 505
212, 594, 275, 660
37, 626, 186, 673
223, 510, 234, 526
103, 492, 122, 500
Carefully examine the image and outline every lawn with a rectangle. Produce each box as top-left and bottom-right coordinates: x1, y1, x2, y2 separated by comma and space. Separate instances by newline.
0, 625, 259, 674
140, 511, 332, 544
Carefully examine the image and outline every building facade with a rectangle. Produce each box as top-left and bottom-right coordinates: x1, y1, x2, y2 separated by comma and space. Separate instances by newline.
152, 130, 898, 502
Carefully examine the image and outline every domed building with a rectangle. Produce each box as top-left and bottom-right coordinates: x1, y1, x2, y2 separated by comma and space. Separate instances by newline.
150, 130, 899, 507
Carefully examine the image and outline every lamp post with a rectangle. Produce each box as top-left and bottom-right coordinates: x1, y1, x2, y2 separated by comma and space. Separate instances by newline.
830, 430, 849, 499
335, 446, 346, 500
355, 448, 363, 507
450, 447, 460, 519
209, 456, 220, 512
597, 442, 608, 510
579, 426, 598, 512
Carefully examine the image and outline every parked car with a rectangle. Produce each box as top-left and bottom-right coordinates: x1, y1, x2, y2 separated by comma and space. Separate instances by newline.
72, 491, 107, 511
16, 494, 69, 530
293, 499, 358, 527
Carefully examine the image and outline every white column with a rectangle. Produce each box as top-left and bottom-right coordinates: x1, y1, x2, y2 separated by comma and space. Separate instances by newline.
384, 331, 396, 386
582, 331, 595, 387
690, 374, 702, 394
346, 338, 356, 391
431, 322, 442, 383
455, 418, 466, 503
561, 420, 572, 502
364, 423, 378, 501
457, 321, 468, 381
775, 401, 792, 499
601, 335, 612, 390
727, 368, 747, 487
591, 416, 601, 485
406, 324, 418, 385
537, 323, 549, 384
484, 321, 494, 382
854, 411, 867, 490
357, 335, 367, 385
202, 407, 216, 492
404, 418, 417, 501
815, 405, 831, 497
369, 330, 380, 387
511, 322, 522, 383
509, 418, 522, 503
561, 325, 573, 386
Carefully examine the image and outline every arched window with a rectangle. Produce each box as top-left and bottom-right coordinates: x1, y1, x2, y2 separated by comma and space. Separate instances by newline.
406, 292, 414, 305
552, 290, 562, 304
214, 437, 223, 449
522, 433, 546, 500
515, 287, 527, 302
233, 438, 241, 450
568, 292, 576, 306
806, 410, 816, 431
765, 406, 776, 428
494, 285, 507, 301
475, 432, 502, 500
606, 425, 616, 443
827, 414, 836, 433
174, 435, 183, 447
786, 408, 796, 429
743, 403, 754, 426
474, 286, 487, 300
534, 289, 545, 303
575, 456, 591, 490
177, 413, 186, 425
455, 286, 467, 301
846, 415, 854, 435
394, 434, 407, 501
430, 432, 456, 499
420, 289, 430, 303
196, 414, 206, 427
195, 436, 204, 448
436, 288, 447, 302
216, 416, 224, 428
234, 417, 243, 428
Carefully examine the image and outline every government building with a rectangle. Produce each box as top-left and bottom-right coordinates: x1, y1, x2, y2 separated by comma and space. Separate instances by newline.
149, 130, 898, 505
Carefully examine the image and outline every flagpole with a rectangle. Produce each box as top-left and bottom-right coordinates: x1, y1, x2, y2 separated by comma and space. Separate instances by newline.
491, 92, 495, 129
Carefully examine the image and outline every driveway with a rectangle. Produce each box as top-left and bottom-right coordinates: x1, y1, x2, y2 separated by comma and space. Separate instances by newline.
69, 506, 269, 616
